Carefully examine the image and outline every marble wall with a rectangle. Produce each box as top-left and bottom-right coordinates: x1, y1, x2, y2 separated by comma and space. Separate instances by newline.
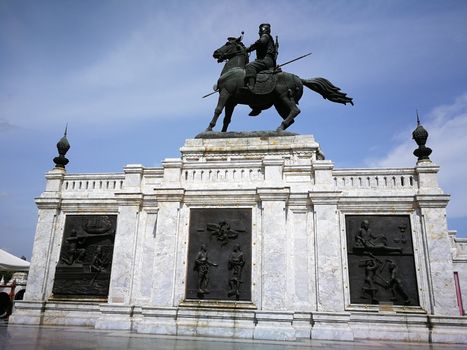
10, 134, 467, 343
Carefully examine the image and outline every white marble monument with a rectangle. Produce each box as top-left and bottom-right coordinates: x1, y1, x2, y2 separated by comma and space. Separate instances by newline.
10, 133, 467, 343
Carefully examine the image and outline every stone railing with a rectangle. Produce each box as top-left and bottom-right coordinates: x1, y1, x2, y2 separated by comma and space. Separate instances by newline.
183, 167, 264, 182
332, 168, 418, 190
62, 174, 125, 193
456, 239, 467, 259
449, 231, 467, 261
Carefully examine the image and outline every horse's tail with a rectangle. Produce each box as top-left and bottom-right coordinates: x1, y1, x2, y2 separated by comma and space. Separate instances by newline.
301, 77, 354, 106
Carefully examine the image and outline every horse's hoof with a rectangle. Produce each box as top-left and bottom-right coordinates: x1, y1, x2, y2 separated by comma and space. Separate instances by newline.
205, 127, 213, 132
276, 126, 285, 132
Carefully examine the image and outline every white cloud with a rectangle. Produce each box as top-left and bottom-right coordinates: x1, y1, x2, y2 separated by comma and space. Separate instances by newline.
0, 119, 19, 132
373, 93, 467, 218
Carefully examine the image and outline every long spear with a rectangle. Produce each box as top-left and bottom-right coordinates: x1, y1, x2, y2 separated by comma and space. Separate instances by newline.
202, 90, 218, 99
276, 52, 312, 69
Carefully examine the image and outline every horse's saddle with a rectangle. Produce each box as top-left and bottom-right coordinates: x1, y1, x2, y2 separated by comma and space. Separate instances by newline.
252, 69, 278, 95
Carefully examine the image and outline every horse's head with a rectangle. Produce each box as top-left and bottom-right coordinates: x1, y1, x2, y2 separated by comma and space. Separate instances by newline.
213, 36, 247, 63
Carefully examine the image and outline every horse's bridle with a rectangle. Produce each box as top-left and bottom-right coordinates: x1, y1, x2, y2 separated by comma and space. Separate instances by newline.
217, 43, 246, 63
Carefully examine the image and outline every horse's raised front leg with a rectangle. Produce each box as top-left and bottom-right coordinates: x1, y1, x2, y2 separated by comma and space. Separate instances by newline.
206, 89, 230, 132
276, 89, 301, 131
221, 102, 235, 132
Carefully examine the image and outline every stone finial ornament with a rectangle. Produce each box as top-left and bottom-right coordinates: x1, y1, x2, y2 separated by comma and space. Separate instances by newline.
53, 125, 70, 169
412, 111, 432, 162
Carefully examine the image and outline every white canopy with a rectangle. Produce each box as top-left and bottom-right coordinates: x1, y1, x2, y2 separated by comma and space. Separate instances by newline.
0, 249, 30, 271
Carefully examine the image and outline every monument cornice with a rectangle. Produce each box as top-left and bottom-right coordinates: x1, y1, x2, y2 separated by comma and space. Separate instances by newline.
45, 168, 66, 180
35, 197, 62, 209
123, 163, 144, 174
311, 160, 334, 170
141, 194, 158, 209
162, 158, 182, 168
154, 188, 185, 202
256, 187, 290, 201
59, 198, 118, 213
414, 162, 440, 174
262, 156, 285, 166
183, 189, 257, 206
337, 195, 415, 212
308, 190, 341, 205
114, 192, 144, 206
287, 192, 310, 210
415, 194, 450, 209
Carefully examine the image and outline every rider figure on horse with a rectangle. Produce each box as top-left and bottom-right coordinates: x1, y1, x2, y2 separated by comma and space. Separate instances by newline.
206, 25, 353, 132
244, 23, 277, 92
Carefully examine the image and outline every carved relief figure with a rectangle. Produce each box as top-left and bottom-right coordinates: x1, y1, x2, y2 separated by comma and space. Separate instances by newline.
206, 221, 243, 245
193, 244, 218, 295
83, 215, 113, 234
61, 230, 86, 265
360, 258, 379, 303
90, 246, 109, 273
228, 244, 245, 299
355, 220, 402, 253
393, 224, 408, 244
386, 259, 410, 305
89, 246, 112, 286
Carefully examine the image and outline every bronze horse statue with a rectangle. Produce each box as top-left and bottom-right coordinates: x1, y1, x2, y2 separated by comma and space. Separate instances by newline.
206, 36, 353, 132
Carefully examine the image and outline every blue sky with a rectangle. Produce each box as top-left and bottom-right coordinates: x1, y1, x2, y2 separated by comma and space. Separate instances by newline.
1, 0, 467, 258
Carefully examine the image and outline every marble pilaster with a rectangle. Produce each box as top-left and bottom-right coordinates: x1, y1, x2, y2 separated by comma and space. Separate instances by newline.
288, 194, 314, 311
309, 191, 346, 313
257, 187, 290, 311
150, 188, 184, 306
24, 168, 65, 301
131, 205, 158, 305
108, 193, 142, 304
416, 194, 459, 315
414, 161, 458, 315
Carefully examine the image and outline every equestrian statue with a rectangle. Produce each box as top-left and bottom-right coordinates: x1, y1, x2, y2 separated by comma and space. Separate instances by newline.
205, 23, 353, 132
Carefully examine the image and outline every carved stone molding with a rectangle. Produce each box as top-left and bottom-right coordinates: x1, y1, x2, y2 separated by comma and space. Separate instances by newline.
256, 187, 290, 202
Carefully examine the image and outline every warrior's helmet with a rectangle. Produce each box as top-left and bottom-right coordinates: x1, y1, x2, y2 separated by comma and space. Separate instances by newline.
258, 23, 271, 35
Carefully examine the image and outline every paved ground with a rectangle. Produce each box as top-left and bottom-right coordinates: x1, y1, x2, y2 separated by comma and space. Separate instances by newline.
1, 324, 466, 350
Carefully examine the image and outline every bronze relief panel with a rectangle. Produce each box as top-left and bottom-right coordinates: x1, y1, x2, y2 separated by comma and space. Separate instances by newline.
346, 215, 419, 306
186, 208, 252, 301
52, 215, 117, 297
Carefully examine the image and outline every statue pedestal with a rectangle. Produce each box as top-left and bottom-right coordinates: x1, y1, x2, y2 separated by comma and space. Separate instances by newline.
10, 132, 467, 343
